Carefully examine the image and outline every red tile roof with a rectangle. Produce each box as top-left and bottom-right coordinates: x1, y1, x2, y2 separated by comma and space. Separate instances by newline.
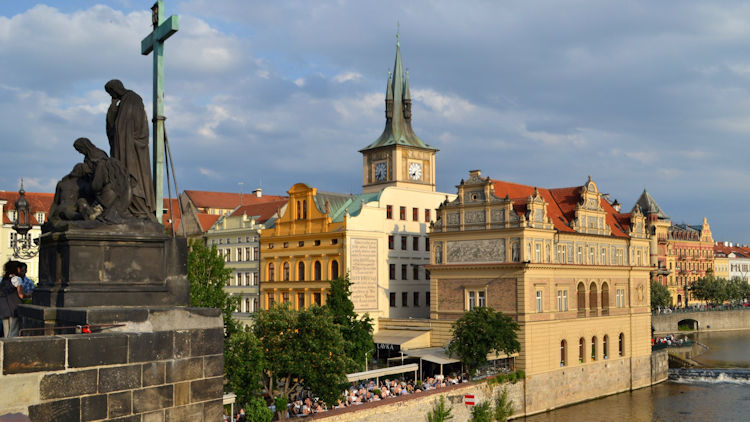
230, 199, 288, 224
490, 180, 630, 238
196, 213, 221, 232
0, 191, 55, 225
713, 243, 750, 258
184, 190, 286, 210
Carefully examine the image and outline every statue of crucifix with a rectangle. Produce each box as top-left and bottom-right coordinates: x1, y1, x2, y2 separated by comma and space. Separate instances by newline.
141, 0, 178, 221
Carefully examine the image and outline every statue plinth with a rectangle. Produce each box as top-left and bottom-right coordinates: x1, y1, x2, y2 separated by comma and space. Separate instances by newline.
33, 224, 189, 307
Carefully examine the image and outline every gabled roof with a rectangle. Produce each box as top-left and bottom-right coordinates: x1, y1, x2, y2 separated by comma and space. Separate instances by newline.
360, 37, 437, 153
195, 213, 221, 232
183, 190, 286, 210
634, 189, 670, 220
0, 190, 54, 225
230, 199, 288, 224
490, 180, 631, 238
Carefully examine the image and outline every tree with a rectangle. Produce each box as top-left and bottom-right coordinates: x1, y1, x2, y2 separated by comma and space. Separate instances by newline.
493, 388, 514, 422
253, 304, 355, 414
650, 280, 671, 309
690, 274, 729, 305
245, 397, 273, 422
187, 239, 240, 336
447, 307, 520, 377
326, 275, 374, 372
224, 326, 265, 409
426, 395, 453, 422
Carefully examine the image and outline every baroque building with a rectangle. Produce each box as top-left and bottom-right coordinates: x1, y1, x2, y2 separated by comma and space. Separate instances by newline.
425, 171, 653, 413
0, 190, 54, 281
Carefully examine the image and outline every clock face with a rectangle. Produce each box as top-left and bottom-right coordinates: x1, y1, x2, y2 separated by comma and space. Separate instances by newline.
408, 162, 422, 180
375, 162, 387, 181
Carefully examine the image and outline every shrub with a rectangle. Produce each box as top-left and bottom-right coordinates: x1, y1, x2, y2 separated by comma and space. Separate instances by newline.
470, 401, 492, 422
427, 395, 453, 422
494, 388, 514, 422
246, 397, 273, 422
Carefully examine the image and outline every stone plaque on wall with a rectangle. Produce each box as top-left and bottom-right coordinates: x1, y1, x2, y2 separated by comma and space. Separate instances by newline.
349, 238, 378, 311
446, 239, 505, 263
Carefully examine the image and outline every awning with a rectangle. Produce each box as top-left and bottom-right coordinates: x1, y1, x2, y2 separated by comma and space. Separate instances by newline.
402, 347, 459, 365
346, 364, 419, 383
373, 329, 430, 352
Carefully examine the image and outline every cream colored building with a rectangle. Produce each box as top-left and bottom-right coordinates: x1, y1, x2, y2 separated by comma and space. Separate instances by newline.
0, 190, 53, 281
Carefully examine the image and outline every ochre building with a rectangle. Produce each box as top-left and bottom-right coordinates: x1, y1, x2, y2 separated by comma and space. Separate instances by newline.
427, 171, 653, 413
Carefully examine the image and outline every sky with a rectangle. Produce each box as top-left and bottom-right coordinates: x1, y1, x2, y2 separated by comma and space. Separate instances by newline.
1, 1, 749, 241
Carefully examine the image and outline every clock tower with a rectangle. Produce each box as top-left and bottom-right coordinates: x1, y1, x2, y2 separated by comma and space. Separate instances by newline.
360, 35, 438, 193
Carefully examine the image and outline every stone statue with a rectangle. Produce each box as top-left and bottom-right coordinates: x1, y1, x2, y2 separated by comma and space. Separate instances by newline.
47, 138, 135, 229
105, 79, 155, 221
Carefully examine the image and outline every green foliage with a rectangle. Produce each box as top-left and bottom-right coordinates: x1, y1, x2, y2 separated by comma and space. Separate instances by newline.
470, 401, 492, 422
274, 396, 288, 418
187, 239, 240, 336
689, 274, 745, 305
426, 395, 453, 422
447, 307, 520, 377
246, 397, 273, 422
253, 304, 355, 406
224, 326, 265, 408
494, 388, 514, 422
650, 280, 672, 309
326, 275, 375, 372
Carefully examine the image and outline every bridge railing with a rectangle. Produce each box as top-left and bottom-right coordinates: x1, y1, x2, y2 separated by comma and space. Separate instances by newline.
652, 304, 749, 315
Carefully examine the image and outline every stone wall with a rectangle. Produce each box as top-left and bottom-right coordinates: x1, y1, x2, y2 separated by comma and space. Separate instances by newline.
311, 381, 525, 422
651, 349, 668, 384
652, 309, 750, 333
0, 308, 224, 422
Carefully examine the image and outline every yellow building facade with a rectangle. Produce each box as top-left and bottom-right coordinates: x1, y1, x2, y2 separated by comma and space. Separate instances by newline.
427, 171, 654, 413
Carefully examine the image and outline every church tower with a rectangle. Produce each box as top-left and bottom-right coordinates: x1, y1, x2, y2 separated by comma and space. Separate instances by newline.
360, 35, 438, 193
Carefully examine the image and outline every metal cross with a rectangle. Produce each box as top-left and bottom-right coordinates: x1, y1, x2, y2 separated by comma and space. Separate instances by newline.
141, 0, 178, 221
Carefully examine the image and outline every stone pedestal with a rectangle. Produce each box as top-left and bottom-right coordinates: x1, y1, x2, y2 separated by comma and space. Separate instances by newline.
32, 225, 189, 307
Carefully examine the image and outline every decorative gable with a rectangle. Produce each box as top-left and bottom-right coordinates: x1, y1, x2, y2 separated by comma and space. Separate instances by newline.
571, 176, 611, 236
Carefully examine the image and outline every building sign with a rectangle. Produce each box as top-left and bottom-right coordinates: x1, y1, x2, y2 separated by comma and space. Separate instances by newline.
375, 343, 400, 352
464, 395, 475, 406
349, 237, 378, 311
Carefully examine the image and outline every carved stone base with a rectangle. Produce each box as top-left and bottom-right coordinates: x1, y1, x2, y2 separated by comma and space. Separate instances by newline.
32, 226, 189, 307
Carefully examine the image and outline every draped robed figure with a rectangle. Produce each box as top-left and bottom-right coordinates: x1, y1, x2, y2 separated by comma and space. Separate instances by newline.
105, 79, 156, 221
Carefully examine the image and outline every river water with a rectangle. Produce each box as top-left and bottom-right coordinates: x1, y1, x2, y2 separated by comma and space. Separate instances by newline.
522, 330, 750, 422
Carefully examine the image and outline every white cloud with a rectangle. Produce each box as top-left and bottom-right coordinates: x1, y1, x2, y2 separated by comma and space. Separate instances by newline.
333, 71, 362, 83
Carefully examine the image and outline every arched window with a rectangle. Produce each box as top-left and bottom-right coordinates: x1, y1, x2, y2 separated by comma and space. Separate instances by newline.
619, 333, 625, 357
331, 260, 339, 279
303, 200, 307, 219
591, 336, 597, 361
560, 340, 567, 367
268, 263, 275, 281
578, 337, 585, 363
245, 298, 251, 313
314, 261, 322, 281
577, 282, 586, 316
298, 262, 305, 281
589, 282, 598, 314
283, 262, 290, 281
601, 282, 609, 315
603, 335, 609, 359
296, 201, 302, 219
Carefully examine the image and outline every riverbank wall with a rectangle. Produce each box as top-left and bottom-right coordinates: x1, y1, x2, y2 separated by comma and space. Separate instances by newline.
313, 350, 668, 421
652, 309, 750, 333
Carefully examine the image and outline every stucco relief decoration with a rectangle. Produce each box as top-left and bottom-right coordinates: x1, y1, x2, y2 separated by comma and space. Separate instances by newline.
534, 209, 543, 222
447, 212, 459, 225
464, 210, 486, 224
464, 190, 485, 202
491, 209, 505, 223
446, 239, 505, 263
349, 238, 379, 310
637, 283, 644, 303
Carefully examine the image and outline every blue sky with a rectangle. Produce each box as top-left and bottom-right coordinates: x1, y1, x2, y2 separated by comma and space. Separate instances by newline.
1, 1, 750, 242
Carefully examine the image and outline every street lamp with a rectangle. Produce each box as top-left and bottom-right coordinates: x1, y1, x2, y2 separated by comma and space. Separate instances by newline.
11, 182, 39, 260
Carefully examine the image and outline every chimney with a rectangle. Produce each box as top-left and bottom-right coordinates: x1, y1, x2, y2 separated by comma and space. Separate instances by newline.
612, 199, 621, 213
252, 188, 262, 198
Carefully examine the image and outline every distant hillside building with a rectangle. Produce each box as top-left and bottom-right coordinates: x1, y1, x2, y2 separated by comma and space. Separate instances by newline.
714, 242, 750, 282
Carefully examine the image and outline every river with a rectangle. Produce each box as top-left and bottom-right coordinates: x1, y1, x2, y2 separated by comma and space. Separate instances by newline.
522, 330, 750, 422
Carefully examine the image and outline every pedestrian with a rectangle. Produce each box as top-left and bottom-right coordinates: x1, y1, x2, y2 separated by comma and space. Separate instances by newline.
1, 260, 25, 337
17, 262, 35, 296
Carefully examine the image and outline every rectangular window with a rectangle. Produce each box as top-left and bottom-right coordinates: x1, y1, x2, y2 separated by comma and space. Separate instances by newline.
388, 235, 394, 250
400, 206, 406, 220
401, 264, 407, 280
425, 238, 430, 251
467, 290, 485, 310
314, 240, 321, 246
389, 292, 396, 307
401, 236, 407, 250
389, 264, 396, 280
469, 291, 476, 310
413, 207, 419, 221
413, 292, 420, 307
577, 247, 583, 264
298, 241, 304, 247
282, 292, 289, 303
425, 269, 430, 280
478, 291, 485, 307
10, 233, 17, 248
535, 244, 541, 262
601, 248, 606, 265
536, 290, 543, 313
267, 293, 274, 308
412, 265, 419, 280
557, 290, 568, 311
387, 205, 393, 219
425, 209, 431, 222
402, 292, 408, 307
314, 293, 321, 306
297, 293, 305, 309
426, 291, 431, 306
413, 237, 419, 251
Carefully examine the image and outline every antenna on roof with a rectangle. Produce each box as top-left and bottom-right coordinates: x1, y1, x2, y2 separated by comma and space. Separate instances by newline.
238, 181, 245, 206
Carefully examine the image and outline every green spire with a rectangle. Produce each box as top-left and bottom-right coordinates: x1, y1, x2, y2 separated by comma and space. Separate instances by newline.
360, 34, 437, 152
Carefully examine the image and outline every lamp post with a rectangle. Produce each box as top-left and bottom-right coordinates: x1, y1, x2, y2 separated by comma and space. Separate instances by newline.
10, 183, 39, 260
